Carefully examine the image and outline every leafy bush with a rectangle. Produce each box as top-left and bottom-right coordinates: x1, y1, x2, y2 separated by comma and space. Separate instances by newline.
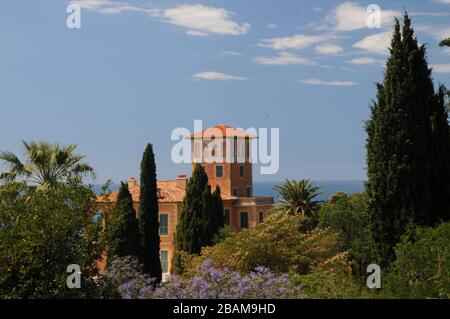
183, 214, 340, 276
108, 258, 305, 299
296, 252, 377, 299
319, 193, 375, 278
0, 179, 105, 298
384, 222, 450, 298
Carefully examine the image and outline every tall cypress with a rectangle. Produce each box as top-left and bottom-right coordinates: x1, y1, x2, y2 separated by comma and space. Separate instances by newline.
200, 184, 213, 247
175, 164, 209, 255
174, 166, 225, 275
208, 186, 225, 243
139, 144, 162, 282
107, 182, 141, 261
366, 14, 450, 266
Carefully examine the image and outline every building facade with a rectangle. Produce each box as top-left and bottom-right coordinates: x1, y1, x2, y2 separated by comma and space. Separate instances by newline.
98, 125, 274, 276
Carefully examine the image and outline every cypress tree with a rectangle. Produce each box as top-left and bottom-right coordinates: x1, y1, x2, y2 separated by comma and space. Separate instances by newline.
107, 182, 141, 260
174, 166, 225, 275
175, 164, 209, 255
200, 184, 213, 247
139, 144, 162, 282
366, 14, 450, 266
209, 186, 225, 242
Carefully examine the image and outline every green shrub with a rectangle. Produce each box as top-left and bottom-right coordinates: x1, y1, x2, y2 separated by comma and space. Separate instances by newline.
0, 179, 105, 298
186, 214, 341, 275
296, 252, 375, 299
319, 193, 375, 278
384, 222, 450, 298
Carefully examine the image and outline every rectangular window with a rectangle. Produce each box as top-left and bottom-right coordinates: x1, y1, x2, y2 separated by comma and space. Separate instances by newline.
245, 137, 250, 162
216, 165, 223, 178
239, 165, 245, 177
246, 187, 252, 197
240, 212, 249, 229
224, 209, 230, 225
160, 250, 169, 273
159, 214, 168, 235
232, 188, 238, 197
259, 212, 265, 224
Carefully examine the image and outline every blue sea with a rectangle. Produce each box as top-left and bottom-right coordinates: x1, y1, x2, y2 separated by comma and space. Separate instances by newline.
253, 181, 365, 202
94, 181, 365, 202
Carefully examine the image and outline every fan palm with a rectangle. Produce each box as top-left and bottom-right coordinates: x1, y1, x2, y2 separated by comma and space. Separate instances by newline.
0, 141, 95, 189
271, 179, 322, 222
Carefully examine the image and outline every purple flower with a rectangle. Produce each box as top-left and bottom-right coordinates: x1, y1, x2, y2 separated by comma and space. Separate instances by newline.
104, 257, 306, 299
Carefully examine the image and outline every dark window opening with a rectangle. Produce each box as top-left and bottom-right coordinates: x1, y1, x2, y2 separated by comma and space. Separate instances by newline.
240, 212, 249, 229
159, 214, 169, 235
216, 165, 223, 178
259, 212, 265, 224
239, 165, 245, 177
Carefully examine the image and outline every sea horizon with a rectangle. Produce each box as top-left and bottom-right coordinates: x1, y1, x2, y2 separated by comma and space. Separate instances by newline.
94, 180, 365, 202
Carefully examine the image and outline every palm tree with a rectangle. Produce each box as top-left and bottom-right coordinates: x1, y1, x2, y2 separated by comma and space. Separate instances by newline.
271, 179, 322, 223
440, 38, 450, 47
0, 141, 94, 189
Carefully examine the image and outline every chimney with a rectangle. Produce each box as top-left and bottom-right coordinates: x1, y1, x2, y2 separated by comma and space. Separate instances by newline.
128, 177, 138, 188
176, 173, 188, 191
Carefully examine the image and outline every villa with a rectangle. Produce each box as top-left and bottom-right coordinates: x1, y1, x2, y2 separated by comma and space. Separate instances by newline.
98, 125, 274, 276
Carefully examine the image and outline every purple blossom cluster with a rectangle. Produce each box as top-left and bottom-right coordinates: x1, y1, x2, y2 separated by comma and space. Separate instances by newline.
105, 257, 306, 299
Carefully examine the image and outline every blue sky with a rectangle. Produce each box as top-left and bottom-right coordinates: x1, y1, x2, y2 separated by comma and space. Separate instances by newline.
0, 0, 449, 183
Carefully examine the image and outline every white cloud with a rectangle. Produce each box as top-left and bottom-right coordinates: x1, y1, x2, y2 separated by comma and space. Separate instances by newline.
435, 0, 450, 4
313, 7, 323, 12
315, 44, 344, 55
258, 34, 334, 50
300, 79, 358, 86
432, 64, 450, 73
186, 30, 208, 37
331, 1, 398, 31
349, 57, 379, 65
162, 4, 250, 36
71, 0, 158, 15
253, 52, 316, 66
72, 2, 250, 37
267, 24, 278, 29
220, 51, 242, 57
192, 71, 249, 81
353, 31, 392, 54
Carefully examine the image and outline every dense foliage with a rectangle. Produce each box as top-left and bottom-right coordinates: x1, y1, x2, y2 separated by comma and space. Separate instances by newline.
0, 179, 104, 298
365, 14, 450, 266
319, 193, 374, 278
139, 144, 162, 282
174, 165, 224, 273
107, 182, 141, 261
182, 214, 341, 277
385, 222, 450, 298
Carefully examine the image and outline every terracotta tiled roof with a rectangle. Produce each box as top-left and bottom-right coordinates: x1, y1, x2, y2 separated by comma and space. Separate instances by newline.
97, 177, 237, 204
189, 125, 256, 139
